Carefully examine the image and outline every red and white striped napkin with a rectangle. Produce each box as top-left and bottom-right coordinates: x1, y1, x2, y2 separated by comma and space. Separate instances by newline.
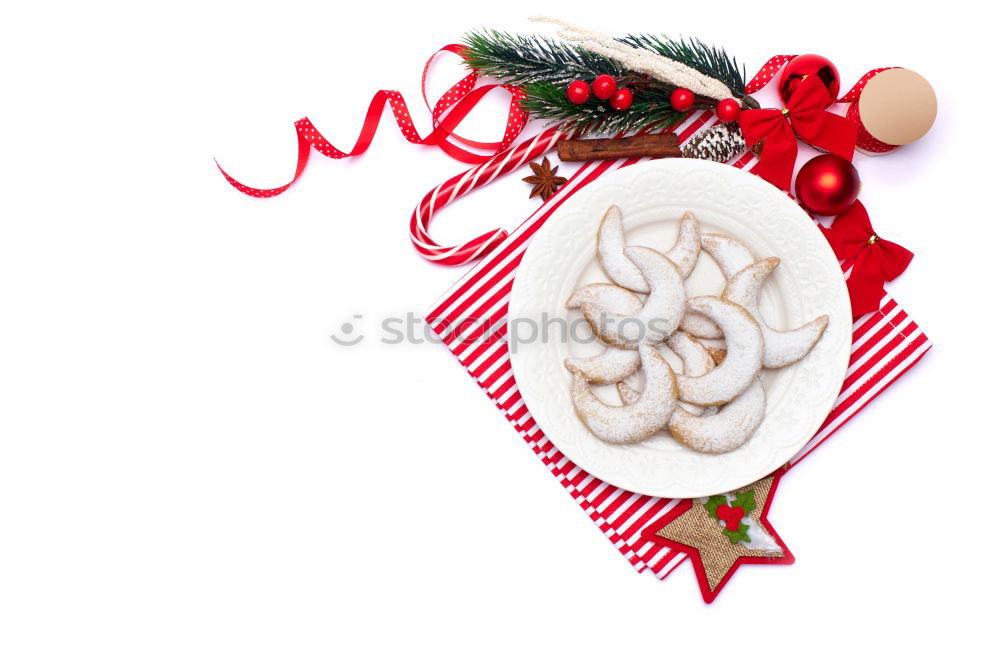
425, 110, 932, 580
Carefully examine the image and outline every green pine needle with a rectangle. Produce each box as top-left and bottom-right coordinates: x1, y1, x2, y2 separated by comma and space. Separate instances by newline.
462, 29, 626, 86
460, 29, 747, 136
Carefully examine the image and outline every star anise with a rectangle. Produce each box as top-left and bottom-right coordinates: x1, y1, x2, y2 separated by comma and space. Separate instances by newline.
522, 157, 567, 201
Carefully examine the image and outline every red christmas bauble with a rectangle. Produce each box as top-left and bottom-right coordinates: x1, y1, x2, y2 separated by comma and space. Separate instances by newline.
716, 98, 740, 122
592, 74, 618, 101
794, 154, 860, 216
567, 80, 590, 105
778, 54, 840, 106
610, 88, 633, 111
670, 87, 694, 111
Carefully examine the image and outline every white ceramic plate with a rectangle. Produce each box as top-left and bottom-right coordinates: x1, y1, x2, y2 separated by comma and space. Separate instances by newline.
508, 159, 851, 498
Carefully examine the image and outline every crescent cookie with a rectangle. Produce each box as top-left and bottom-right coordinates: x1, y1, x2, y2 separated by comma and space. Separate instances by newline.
668, 379, 766, 454
666, 331, 715, 416
582, 246, 685, 349
700, 233, 756, 280
679, 308, 723, 340
722, 258, 830, 369
564, 345, 640, 385
667, 331, 715, 378
565, 283, 643, 383
570, 344, 678, 444
619, 332, 716, 415
597, 207, 702, 292
664, 211, 701, 280
675, 296, 764, 406
596, 205, 648, 292
565, 283, 642, 313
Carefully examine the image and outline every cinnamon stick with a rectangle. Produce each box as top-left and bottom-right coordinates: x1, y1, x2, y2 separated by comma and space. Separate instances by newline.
556, 134, 681, 162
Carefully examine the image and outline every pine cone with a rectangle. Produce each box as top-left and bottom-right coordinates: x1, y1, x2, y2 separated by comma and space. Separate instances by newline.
681, 122, 747, 163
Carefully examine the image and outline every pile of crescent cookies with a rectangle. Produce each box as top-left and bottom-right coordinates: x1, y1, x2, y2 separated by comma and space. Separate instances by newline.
565, 206, 829, 454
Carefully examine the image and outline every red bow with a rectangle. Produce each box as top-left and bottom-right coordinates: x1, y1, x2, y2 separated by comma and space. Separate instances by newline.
739, 75, 858, 191
821, 201, 913, 316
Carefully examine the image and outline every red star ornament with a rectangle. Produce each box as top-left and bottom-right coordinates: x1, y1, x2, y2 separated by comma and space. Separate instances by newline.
642, 469, 794, 603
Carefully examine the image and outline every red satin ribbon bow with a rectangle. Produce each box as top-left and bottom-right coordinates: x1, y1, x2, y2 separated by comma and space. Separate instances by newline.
821, 201, 913, 316
738, 75, 858, 191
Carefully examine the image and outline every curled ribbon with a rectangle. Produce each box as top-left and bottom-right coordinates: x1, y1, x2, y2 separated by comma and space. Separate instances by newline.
217, 45, 528, 196
216, 45, 534, 264
821, 201, 913, 316
738, 75, 857, 191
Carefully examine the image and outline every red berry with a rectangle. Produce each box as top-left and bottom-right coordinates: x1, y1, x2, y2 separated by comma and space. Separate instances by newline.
567, 80, 590, 105
592, 74, 617, 100
716, 98, 741, 122
610, 88, 633, 111
716, 504, 745, 531
670, 87, 694, 111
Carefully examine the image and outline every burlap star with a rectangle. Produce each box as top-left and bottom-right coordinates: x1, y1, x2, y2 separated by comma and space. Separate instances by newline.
643, 469, 794, 603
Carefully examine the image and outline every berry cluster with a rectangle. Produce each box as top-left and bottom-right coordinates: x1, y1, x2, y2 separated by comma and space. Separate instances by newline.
567, 79, 742, 122
566, 75, 633, 111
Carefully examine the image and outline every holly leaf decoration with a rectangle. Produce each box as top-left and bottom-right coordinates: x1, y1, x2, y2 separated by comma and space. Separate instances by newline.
704, 495, 728, 520
731, 490, 757, 514
724, 523, 751, 544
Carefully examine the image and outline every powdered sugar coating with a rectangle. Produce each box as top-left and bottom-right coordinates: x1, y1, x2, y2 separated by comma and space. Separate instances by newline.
564, 345, 640, 385
597, 207, 702, 292
668, 378, 766, 454
667, 331, 715, 378
664, 211, 701, 279
570, 345, 678, 444
596, 205, 648, 292
722, 258, 830, 369
676, 296, 764, 406
583, 246, 685, 349
618, 332, 716, 418
668, 331, 715, 416
701, 233, 755, 279
565, 282, 642, 313
679, 308, 723, 339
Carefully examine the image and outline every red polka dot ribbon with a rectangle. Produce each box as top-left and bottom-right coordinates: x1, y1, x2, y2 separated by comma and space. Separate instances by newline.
216, 45, 537, 265
744, 55, 796, 94
745, 57, 900, 154
838, 68, 899, 154
216, 44, 528, 196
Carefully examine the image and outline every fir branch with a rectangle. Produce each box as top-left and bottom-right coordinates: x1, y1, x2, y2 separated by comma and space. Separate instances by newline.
519, 81, 684, 136
616, 34, 746, 98
462, 29, 626, 86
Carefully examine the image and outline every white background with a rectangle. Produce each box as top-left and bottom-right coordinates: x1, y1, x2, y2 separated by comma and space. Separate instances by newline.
1, 3, 996, 664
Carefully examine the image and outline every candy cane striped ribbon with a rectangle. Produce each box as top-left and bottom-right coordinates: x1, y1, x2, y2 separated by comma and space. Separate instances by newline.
425, 110, 932, 584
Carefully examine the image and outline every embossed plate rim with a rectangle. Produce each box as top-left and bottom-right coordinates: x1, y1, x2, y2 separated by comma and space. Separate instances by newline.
507, 159, 851, 498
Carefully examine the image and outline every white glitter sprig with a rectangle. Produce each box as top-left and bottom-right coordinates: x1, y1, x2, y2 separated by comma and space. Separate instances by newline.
531, 17, 735, 102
